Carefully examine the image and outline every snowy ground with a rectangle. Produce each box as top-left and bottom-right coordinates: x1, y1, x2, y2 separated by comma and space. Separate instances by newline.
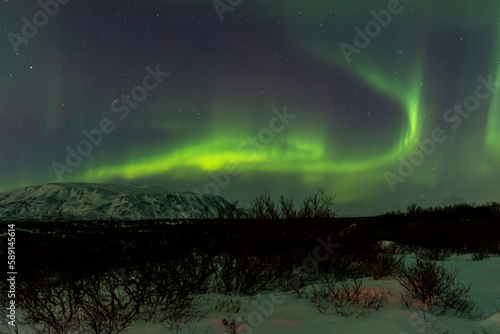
7, 254, 499, 334
126, 254, 500, 334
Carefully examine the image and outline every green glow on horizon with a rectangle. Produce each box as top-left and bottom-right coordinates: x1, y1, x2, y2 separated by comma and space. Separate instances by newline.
74, 1, 498, 205
83, 89, 422, 180
2, 0, 500, 216
83, 82, 423, 204
485, 24, 500, 154
83, 27, 427, 203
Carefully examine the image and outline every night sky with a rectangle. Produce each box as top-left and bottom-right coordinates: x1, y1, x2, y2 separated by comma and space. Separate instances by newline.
1, 0, 499, 216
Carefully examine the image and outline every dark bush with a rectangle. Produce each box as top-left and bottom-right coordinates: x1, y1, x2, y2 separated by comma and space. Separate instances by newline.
16, 274, 84, 334
79, 269, 144, 334
212, 253, 282, 295
130, 262, 205, 333
216, 201, 247, 220
298, 188, 338, 219
318, 253, 368, 281
279, 195, 297, 219
249, 191, 280, 220
369, 249, 403, 280
396, 256, 482, 319
310, 277, 389, 317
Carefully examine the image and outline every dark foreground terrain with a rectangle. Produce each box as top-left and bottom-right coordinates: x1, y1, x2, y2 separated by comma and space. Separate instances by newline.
4, 202, 500, 281
1, 202, 499, 333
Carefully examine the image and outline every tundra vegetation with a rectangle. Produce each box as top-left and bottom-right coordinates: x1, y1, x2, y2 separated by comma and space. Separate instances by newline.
1, 190, 499, 333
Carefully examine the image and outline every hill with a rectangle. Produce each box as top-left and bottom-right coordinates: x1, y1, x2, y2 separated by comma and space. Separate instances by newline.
0, 182, 230, 222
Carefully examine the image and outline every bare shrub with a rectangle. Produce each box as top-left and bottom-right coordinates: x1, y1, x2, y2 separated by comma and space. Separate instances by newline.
80, 270, 147, 334
396, 257, 445, 307
472, 251, 490, 261
139, 262, 205, 333
15, 270, 145, 334
298, 188, 337, 219
0, 282, 25, 333
418, 247, 452, 261
400, 291, 414, 309
396, 256, 482, 319
215, 296, 241, 314
212, 253, 281, 295
486, 201, 500, 213
310, 277, 389, 318
471, 327, 500, 334
0, 321, 21, 334
16, 274, 84, 334
406, 203, 423, 218
370, 249, 403, 280
18, 267, 157, 334
215, 296, 245, 334
216, 200, 247, 219
222, 318, 246, 334
175, 252, 216, 294
280, 260, 320, 298
361, 289, 391, 311
320, 254, 368, 281
279, 195, 297, 219
249, 191, 280, 220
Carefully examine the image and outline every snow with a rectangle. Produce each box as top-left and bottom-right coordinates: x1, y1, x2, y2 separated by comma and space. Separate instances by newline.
2, 183, 499, 333
0, 182, 230, 222
124, 256, 500, 334
5, 254, 499, 333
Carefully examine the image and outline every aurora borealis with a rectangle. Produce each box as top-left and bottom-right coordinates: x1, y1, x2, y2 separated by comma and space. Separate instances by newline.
1, 0, 499, 216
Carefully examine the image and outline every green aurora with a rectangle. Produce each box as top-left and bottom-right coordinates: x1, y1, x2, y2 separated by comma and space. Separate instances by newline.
1, 0, 499, 215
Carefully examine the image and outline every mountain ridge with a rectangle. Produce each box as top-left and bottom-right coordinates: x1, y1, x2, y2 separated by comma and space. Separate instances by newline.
0, 182, 230, 222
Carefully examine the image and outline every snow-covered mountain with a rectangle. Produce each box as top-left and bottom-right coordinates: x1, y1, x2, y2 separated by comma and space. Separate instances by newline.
0, 182, 231, 222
